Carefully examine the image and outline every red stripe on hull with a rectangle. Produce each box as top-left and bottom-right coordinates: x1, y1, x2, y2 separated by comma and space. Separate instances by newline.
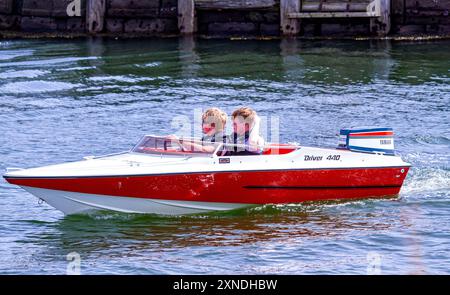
350, 131, 393, 137
4, 167, 409, 204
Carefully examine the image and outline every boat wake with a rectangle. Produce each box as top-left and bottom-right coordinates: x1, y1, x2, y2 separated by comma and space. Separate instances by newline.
401, 167, 450, 195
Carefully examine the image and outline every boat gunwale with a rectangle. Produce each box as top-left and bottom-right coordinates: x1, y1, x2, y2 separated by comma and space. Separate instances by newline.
3, 165, 411, 180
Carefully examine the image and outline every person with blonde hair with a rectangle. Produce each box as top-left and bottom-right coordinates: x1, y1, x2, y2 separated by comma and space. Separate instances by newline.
200, 107, 228, 143
175, 107, 227, 153
224, 107, 265, 156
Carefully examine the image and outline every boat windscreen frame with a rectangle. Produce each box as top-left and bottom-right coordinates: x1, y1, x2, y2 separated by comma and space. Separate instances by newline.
130, 135, 219, 157
130, 135, 301, 158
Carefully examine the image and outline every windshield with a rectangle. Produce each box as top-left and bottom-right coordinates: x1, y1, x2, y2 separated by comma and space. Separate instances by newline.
131, 136, 218, 156
132, 135, 300, 157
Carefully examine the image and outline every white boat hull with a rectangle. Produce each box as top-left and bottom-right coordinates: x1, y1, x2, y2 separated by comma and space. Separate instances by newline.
21, 186, 253, 216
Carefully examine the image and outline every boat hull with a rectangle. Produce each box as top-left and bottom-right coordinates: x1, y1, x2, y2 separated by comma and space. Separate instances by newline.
18, 186, 249, 215
4, 166, 410, 215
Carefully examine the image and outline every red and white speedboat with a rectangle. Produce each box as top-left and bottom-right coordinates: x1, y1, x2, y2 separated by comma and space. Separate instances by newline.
3, 128, 410, 216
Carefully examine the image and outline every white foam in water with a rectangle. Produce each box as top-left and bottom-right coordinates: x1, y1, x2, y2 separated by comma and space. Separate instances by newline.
401, 168, 450, 194
0, 81, 82, 93
136, 62, 162, 68
0, 70, 49, 79
58, 66, 96, 72
88, 75, 156, 83
89, 75, 138, 83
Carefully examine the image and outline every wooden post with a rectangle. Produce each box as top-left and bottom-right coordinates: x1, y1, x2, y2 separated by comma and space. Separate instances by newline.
86, 0, 106, 34
280, 0, 300, 36
370, 0, 391, 36
378, 0, 391, 36
178, 0, 196, 35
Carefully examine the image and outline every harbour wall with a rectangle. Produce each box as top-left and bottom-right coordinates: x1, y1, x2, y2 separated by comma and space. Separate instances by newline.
0, 0, 449, 38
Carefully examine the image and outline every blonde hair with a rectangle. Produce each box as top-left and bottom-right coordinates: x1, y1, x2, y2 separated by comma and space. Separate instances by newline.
202, 108, 227, 131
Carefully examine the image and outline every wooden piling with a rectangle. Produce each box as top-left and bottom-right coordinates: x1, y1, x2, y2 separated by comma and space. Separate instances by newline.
280, 0, 300, 36
87, 0, 106, 34
178, 0, 196, 35
369, 0, 391, 36
378, 0, 391, 36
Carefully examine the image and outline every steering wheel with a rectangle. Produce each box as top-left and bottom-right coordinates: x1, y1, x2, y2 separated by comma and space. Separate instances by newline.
165, 138, 186, 152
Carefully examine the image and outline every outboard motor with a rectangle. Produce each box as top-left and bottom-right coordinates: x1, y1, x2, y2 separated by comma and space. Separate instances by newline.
338, 127, 395, 155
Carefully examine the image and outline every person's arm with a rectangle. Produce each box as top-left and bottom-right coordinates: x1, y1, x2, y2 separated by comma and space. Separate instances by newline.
179, 140, 216, 153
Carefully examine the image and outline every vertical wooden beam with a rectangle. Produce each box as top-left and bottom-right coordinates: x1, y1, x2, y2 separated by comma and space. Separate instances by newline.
378, 0, 391, 36
371, 0, 391, 36
280, 0, 300, 36
178, 0, 196, 35
86, 0, 106, 34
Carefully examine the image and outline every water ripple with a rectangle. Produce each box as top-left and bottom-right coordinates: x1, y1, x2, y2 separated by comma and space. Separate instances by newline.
0, 56, 98, 68
0, 69, 49, 79
0, 81, 83, 94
